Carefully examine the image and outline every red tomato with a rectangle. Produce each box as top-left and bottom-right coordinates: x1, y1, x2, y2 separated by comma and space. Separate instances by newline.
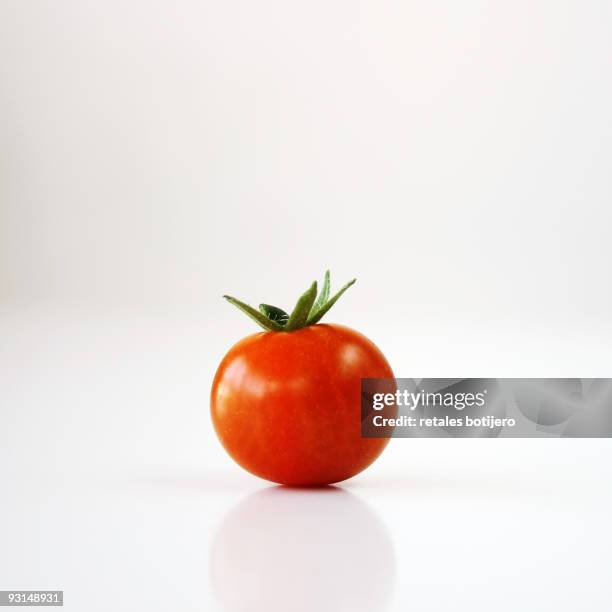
211, 323, 393, 486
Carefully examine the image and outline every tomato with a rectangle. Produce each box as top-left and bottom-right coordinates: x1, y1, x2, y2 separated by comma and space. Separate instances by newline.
211, 324, 393, 486
210, 272, 394, 486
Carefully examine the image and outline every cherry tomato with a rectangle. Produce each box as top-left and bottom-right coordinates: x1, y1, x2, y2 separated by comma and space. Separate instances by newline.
211, 322, 393, 486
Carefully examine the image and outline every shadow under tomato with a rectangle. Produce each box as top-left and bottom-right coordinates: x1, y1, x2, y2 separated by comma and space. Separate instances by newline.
210, 486, 396, 612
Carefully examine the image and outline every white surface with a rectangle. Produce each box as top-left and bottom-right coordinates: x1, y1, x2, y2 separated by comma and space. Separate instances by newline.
2, 1, 612, 610
1, 310, 611, 611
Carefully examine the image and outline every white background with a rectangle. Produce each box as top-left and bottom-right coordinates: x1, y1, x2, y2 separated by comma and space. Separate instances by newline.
1, 2, 611, 610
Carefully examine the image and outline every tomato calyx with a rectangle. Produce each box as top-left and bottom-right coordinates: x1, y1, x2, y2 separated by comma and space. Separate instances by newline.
223, 271, 356, 332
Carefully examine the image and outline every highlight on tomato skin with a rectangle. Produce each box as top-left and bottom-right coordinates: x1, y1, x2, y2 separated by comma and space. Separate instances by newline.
210, 272, 394, 486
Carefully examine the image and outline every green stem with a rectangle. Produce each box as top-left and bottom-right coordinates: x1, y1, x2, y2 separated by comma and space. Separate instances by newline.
223, 271, 356, 332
